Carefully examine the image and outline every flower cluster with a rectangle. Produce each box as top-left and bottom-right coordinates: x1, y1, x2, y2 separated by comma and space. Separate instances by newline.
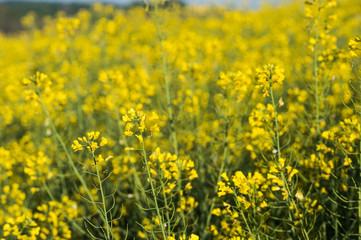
122, 108, 160, 143
71, 131, 108, 152
23, 72, 52, 101
349, 36, 361, 57
217, 71, 253, 102
1, 0, 361, 239
56, 17, 80, 39
218, 171, 268, 209
256, 64, 285, 97
149, 147, 198, 193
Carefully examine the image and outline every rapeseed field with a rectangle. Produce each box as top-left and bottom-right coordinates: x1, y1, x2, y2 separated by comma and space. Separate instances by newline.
1, 0, 361, 239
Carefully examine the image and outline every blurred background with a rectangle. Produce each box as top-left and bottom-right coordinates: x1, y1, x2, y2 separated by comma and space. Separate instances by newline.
0, 0, 286, 33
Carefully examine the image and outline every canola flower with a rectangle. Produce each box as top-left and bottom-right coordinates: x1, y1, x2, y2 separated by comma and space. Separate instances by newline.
122, 108, 160, 138
349, 36, 361, 57
71, 131, 114, 239
256, 64, 285, 97
71, 131, 108, 152
0, 0, 361, 239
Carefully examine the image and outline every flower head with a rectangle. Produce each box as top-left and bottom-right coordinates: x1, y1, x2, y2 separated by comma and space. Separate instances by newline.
256, 64, 285, 97
72, 131, 107, 153
122, 108, 161, 143
349, 36, 361, 58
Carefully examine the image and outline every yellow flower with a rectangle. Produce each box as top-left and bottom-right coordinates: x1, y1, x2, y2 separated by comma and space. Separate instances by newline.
148, 112, 159, 121
124, 122, 134, 136
349, 37, 361, 57
150, 123, 160, 132
87, 141, 99, 152
287, 167, 299, 181
128, 108, 136, 118
189, 234, 199, 240
135, 134, 143, 143
211, 208, 222, 216
72, 131, 107, 152
221, 172, 229, 182
282, 188, 288, 200
350, 50, 358, 58
279, 158, 285, 167
71, 140, 83, 152
260, 201, 268, 208
138, 120, 146, 132
344, 157, 352, 166
189, 169, 199, 180
122, 114, 132, 122
97, 155, 104, 163
256, 64, 285, 97
217, 181, 234, 197
100, 137, 107, 146
87, 131, 100, 141
349, 39, 358, 50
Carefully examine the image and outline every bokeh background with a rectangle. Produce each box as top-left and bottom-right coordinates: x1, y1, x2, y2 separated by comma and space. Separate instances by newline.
0, 0, 286, 33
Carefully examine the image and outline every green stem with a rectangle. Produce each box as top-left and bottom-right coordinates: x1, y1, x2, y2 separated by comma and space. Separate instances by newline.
153, 1, 179, 155
141, 137, 167, 240
270, 86, 310, 240
36, 89, 108, 227
202, 145, 228, 238
233, 190, 256, 239
203, 100, 230, 238
111, 85, 146, 203
269, 85, 282, 160
313, 2, 321, 135
160, 176, 172, 236
356, 64, 361, 240
92, 152, 112, 240
153, 1, 185, 230
153, 1, 178, 156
